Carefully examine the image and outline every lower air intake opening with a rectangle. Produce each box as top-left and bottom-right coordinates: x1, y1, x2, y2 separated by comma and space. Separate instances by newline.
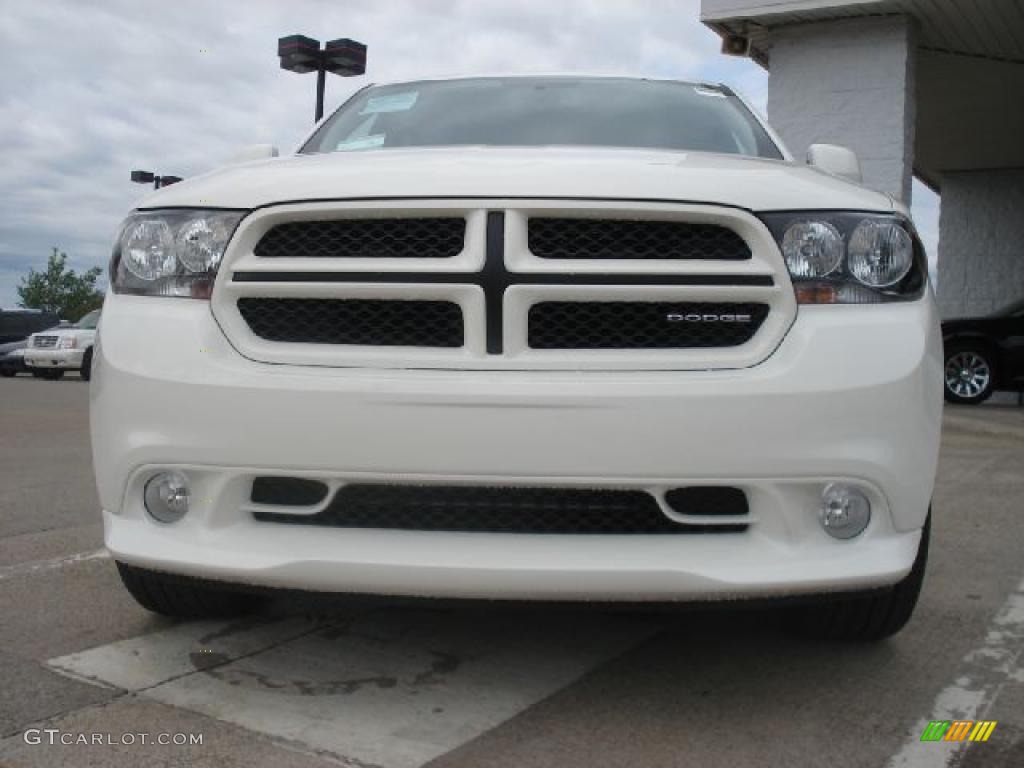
253, 484, 749, 534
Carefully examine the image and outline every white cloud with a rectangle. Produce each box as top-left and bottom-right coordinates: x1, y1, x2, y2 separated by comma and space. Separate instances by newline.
2, 0, 749, 307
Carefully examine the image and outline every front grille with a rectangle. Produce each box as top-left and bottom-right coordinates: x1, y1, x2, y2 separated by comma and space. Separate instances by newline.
253, 484, 748, 534
238, 298, 464, 347
528, 218, 751, 260
528, 301, 769, 349
32, 336, 58, 348
223, 204, 786, 369
254, 218, 466, 259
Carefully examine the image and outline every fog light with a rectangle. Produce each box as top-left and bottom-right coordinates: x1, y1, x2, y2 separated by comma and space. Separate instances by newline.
820, 483, 870, 539
144, 471, 190, 523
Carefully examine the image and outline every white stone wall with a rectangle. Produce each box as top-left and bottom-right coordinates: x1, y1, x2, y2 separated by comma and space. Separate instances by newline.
766, 16, 916, 202
936, 170, 1024, 319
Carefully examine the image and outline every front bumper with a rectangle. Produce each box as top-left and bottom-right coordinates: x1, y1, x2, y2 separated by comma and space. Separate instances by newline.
24, 348, 84, 369
92, 294, 943, 601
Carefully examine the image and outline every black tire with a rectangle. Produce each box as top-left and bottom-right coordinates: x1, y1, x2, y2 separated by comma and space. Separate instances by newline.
79, 348, 93, 381
41, 370, 64, 381
116, 561, 262, 618
944, 342, 995, 405
787, 512, 930, 642
31, 370, 46, 378
0, 369, 14, 378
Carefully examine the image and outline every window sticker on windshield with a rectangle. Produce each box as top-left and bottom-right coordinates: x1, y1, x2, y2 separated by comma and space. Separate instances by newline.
335, 134, 387, 151
360, 91, 418, 114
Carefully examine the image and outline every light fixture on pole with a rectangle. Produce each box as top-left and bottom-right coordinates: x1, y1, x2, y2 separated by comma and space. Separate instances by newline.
277, 35, 367, 122
130, 170, 183, 189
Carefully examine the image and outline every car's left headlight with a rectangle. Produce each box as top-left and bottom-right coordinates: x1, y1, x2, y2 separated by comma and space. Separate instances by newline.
110, 210, 245, 299
58, 337, 77, 349
759, 212, 927, 304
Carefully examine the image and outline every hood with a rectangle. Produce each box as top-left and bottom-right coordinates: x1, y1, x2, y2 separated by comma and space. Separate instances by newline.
139, 147, 894, 213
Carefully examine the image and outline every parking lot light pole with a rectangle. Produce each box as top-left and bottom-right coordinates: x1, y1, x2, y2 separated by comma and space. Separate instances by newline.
130, 170, 183, 190
316, 65, 326, 123
277, 35, 367, 123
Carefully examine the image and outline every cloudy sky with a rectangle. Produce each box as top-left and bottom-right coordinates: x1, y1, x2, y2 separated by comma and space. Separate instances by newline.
0, 0, 939, 310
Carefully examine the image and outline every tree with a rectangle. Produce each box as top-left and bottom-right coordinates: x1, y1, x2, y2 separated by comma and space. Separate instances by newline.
17, 248, 104, 321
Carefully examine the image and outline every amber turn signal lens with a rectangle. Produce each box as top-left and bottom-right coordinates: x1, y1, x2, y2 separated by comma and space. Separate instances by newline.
794, 283, 840, 304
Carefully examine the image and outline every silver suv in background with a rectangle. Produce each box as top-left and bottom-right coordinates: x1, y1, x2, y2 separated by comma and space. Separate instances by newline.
25, 309, 100, 380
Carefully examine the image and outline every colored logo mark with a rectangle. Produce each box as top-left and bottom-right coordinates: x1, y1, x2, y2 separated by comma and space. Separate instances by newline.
920, 720, 997, 742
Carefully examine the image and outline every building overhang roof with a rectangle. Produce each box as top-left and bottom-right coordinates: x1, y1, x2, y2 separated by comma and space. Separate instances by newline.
702, 0, 1024, 65
701, 0, 1024, 189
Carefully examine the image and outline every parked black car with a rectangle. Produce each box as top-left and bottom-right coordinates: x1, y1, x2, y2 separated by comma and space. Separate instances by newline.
1, 310, 62, 378
0, 308, 60, 344
0, 340, 29, 377
942, 298, 1024, 404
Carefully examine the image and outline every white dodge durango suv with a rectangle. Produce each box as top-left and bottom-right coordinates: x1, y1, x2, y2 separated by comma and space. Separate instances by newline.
92, 76, 942, 641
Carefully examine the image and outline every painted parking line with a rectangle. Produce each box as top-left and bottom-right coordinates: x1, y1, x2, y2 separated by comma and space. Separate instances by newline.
886, 576, 1024, 767
49, 616, 321, 691
48, 608, 653, 768
0, 548, 109, 582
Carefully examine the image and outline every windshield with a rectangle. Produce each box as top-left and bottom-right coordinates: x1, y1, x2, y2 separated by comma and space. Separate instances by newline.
301, 77, 782, 159
75, 309, 100, 329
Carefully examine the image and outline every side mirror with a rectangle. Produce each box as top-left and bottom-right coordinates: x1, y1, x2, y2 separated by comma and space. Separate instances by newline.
228, 144, 279, 164
806, 144, 862, 184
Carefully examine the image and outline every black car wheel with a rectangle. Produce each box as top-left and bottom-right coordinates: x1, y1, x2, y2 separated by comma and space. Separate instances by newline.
116, 562, 262, 618
944, 343, 995, 404
787, 512, 930, 642
80, 348, 93, 381
37, 369, 64, 381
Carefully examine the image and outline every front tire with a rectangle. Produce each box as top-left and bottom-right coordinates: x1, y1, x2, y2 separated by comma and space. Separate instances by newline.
116, 562, 262, 618
944, 343, 995, 404
787, 513, 930, 642
79, 348, 93, 381
0, 369, 14, 378
39, 370, 64, 381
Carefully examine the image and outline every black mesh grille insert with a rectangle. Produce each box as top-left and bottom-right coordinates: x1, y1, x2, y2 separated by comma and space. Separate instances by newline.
528, 301, 769, 350
528, 218, 751, 260
237, 298, 464, 347
253, 485, 747, 534
254, 218, 466, 259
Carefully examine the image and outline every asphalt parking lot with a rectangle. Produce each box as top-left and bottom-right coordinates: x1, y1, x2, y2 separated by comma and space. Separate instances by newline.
0, 375, 1022, 768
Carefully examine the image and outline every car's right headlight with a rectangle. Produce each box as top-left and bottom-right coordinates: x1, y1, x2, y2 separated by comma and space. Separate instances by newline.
759, 212, 927, 304
110, 209, 246, 299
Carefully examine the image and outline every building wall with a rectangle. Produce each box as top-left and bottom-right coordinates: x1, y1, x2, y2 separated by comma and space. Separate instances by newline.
765, 15, 916, 202
936, 170, 1024, 319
